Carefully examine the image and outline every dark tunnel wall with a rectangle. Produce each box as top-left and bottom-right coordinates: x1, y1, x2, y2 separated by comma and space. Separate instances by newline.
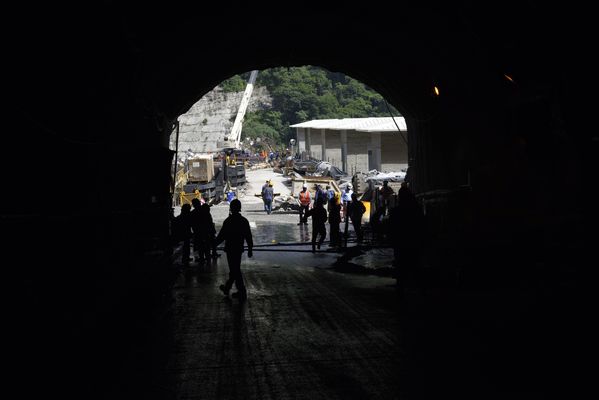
4, 2, 593, 398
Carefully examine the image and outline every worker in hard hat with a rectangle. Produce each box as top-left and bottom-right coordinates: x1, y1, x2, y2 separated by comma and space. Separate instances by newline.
297, 183, 311, 225
341, 183, 353, 222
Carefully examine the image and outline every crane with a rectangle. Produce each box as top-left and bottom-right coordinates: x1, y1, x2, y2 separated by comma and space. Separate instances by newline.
217, 70, 259, 197
218, 70, 259, 150
176, 71, 260, 204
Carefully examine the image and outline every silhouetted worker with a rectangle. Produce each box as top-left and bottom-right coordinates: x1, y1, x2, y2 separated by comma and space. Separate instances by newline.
216, 199, 253, 302
305, 197, 328, 252
263, 182, 274, 215
298, 183, 311, 225
328, 196, 341, 248
347, 193, 366, 243
387, 182, 425, 296
190, 198, 206, 262
202, 203, 218, 259
200, 205, 212, 261
172, 203, 192, 265
379, 180, 395, 216
371, 184, 390, 241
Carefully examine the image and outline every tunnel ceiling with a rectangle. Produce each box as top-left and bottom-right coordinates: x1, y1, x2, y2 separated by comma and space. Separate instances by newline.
9, 1, 585, 143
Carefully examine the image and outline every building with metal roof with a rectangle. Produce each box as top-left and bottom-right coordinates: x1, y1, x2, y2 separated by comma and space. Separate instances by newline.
290, 117, 408, 175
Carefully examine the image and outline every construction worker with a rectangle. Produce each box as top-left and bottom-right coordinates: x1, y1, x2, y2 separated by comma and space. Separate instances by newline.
263, 181, 274, 215
341, 184, 353, 222
328, 195, 341, 248
347, 192, 366, 243
216, 199, 253, 302
172, 203, 192, 265
314, 184, 327, 205
326, 184, 335, 202
305, 198, 327, 252
379, 180, 395, 216
261, 180, 269, 211
297, 183, 311, 225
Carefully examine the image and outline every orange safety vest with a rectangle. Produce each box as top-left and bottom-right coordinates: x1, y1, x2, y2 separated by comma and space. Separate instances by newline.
299, 190, 311, 206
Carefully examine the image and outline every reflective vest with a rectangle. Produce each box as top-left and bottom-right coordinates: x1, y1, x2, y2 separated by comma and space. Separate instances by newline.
299, 190, 311, 206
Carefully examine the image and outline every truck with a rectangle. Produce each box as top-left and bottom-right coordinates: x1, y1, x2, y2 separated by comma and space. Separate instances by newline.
178, 154, 217, 205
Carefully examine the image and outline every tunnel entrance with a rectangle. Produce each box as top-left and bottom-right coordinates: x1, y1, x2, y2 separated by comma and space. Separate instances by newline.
7, 4, 588, 399
166, 65, 408, 280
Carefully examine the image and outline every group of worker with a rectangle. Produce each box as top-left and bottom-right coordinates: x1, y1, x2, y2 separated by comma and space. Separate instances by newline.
172, 198, 252, 302
171, 198, 220, 266
296, 182, 368, 252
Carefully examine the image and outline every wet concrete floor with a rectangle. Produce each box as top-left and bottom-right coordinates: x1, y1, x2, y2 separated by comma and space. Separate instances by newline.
102, 202, 573, 399
99, 170, 579, 399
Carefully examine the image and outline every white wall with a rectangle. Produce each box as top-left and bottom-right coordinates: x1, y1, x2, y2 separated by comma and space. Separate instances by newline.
381, 132, 408, 171
346, 131, 370, 174
310, 128, 322, 160
297, 128, 306, 153
324, 130, 342, 168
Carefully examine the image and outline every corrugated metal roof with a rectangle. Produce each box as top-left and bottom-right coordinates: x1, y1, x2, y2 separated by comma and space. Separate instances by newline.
290, 117, 406, 132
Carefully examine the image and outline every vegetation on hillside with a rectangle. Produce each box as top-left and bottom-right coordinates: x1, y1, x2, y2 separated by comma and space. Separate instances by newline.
220, 66, 400, 147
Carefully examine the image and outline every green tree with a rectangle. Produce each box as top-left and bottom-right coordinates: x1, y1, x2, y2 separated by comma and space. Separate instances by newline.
220, 75, 246, 92
232, 65, 400, 145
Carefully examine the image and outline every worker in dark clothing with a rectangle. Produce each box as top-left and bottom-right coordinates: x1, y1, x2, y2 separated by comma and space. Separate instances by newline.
216, 199, 253, 302
314, 184, 327, 205
387, 182, 425, 296
172, 203, 192, 265
305, 198, 328, 252
263, 182, 274, 214
328, 196, 341, 248
347, 193, 366, 243
261, 180, 269, 212
379, 180, 395, 216
201, 203, 220, 259
190, 198, 207, 263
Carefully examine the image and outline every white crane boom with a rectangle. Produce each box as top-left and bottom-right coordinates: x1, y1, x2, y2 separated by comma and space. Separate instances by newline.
225, 70, 258, 149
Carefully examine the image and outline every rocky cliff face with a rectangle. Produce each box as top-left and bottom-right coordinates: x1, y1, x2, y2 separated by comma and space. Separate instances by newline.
172, 85, 272, 159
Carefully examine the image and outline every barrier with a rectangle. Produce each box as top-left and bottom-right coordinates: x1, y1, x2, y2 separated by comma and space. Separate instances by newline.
179, 191, 202, 206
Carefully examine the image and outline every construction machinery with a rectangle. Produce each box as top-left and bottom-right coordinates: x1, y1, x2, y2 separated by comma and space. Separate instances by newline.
179, 154, 216, 205
173, 71, 259, 205
213, 70, 259, 197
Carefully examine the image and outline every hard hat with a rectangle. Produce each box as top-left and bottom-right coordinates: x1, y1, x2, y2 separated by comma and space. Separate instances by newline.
302, 183, 307, 188
347, 184, 352, 189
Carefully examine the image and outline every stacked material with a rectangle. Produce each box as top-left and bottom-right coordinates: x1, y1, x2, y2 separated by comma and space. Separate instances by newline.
363, 169, 406, 184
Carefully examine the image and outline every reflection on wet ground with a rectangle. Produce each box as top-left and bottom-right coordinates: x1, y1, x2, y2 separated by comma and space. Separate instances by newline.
251, 222, 311, 245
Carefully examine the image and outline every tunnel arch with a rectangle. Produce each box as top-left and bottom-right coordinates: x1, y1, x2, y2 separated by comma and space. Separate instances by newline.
6, 0, 586, 250
6, 0, 586, 253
